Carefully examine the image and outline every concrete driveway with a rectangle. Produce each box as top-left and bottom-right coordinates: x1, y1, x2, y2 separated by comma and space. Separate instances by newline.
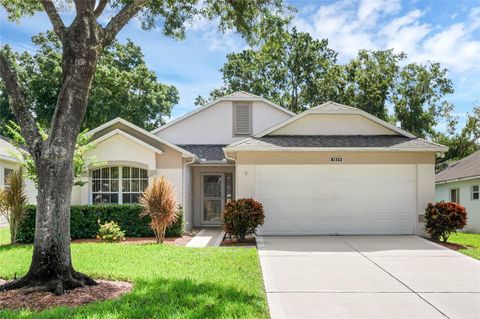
257, 236, 480, 319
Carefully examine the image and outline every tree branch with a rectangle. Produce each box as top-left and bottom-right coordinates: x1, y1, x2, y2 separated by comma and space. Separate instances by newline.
103, 0, 148, 46
40, 0, 66, 41
0, 53, 42, 154
94, 0, 108, 18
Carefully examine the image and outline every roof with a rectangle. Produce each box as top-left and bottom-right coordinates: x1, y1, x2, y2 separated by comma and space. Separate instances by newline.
226, 135, 447, 152
436, 150, 480, 183
255, 101, 416, 139
179, 145, 229, 163
151, 91, 295, 134
87, 118, 195, 158
0, 134, 28, 151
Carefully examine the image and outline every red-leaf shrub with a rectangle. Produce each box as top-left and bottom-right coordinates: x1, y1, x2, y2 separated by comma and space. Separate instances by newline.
424, 201, 467, 242
222, 198, 265, 241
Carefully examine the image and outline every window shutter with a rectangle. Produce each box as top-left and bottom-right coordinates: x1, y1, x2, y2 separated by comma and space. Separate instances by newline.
234, 103, 252, 135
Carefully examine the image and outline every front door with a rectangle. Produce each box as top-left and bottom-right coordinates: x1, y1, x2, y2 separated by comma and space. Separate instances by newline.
201, 174, 224, 224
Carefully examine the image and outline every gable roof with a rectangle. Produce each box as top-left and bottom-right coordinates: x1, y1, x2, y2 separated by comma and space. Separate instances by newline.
179, 144, 229, 163
150, 92, 295, 134
436, 150, 480, 183
256, 101, 416, 138
88, 118, 195, 158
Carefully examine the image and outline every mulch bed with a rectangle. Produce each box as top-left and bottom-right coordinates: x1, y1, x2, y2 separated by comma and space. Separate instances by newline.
431, 240, 468, 251
0, 279, 132, 311
72, 235, 193, 246
221, 236, 257, 247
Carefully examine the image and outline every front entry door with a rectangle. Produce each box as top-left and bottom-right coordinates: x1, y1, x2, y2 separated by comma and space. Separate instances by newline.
201, 174, 224, 224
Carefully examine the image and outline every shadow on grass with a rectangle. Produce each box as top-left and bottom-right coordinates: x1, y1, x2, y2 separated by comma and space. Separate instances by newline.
0, 277, 268, 319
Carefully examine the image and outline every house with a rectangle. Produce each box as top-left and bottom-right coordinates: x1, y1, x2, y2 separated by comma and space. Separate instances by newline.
435, 150, 480, 233
70, 92, 446, 236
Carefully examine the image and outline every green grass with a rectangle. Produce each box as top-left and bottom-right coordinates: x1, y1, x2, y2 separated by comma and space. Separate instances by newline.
0, 227, 9, 246
0, 228, 268, 319
448, 232, 480, 260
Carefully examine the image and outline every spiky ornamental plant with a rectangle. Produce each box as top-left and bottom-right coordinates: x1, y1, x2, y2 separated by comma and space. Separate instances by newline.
140, 176, 178, 243
0, 167, 27, 244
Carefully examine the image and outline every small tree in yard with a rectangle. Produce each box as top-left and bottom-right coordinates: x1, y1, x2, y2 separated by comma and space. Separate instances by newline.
0, 167, 27, 244
140, 176, 178, 244
425, 201, 467, 242
222, 198, 265, 242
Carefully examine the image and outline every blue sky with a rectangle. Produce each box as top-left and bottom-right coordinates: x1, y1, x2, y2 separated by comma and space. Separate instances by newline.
1, 0, 479, 129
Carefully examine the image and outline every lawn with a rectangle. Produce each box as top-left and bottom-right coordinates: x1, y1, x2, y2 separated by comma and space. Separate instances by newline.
447, 232, 480, 260
0, 228, 269, 319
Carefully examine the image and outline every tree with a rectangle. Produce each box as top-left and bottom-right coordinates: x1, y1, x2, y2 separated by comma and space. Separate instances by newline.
0, 0, 288, 294
140, 176, 178, 244
0, 32, 178, 133
0, 167, 27, 244
197, 28, 338, 113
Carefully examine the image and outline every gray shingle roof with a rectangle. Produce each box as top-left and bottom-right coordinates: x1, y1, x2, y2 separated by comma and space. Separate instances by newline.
436, 150, 480, 183
228, 135, 445, 150
179, 145, 228, 162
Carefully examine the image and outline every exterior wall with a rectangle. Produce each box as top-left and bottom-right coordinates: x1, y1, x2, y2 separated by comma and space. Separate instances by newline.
436, 178, 480, 233
154, 100, 292, 144
270, 114, 398, 136
0, 159, 37, 204
192, 165, 235, 227
183, 165, 194, 230
416, 164, 436, 236
155, 149, 184, 204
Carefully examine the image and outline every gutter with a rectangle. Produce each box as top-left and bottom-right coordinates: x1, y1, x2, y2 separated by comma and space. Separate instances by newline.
435, 175, 480, 184
224, 147, 448, 153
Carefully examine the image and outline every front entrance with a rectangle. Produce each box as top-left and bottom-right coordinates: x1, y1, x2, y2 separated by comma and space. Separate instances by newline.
201, 173, 233, 224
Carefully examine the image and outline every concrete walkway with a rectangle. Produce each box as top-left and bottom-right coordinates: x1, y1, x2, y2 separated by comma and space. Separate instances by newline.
186, 228, 224, 247
257, 236, 480, 319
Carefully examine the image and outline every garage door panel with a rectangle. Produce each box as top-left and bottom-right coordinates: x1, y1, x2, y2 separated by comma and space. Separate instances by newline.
255, 165, 416, 235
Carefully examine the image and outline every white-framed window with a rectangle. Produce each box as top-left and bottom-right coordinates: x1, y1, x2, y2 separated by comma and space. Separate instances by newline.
449, 188, 460, 203
91, 166, 148, 204
471, 185, 479, 200
3, 168, 13, 187
233, 103, 252, 135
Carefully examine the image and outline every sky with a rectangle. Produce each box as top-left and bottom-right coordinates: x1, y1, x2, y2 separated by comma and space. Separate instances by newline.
1, 0, 479, 129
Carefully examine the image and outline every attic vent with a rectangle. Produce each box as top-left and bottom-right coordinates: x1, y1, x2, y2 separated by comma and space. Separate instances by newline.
233, 103, 252, 135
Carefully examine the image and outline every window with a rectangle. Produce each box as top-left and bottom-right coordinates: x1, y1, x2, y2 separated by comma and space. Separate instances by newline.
449, 188, 460, 203
3, 168, 13, 187
91, 166, 148, 204
233, 103, 252, 135
472, 185, 479, 200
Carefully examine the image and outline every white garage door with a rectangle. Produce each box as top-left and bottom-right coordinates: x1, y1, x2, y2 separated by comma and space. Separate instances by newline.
255, 165, 417, 235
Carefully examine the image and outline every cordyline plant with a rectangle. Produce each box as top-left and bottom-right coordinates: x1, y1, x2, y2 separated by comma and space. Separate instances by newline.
140, 176, 178, 244
222, 198, 265, 241
0, 167, 27, 244
424, 201, 467, 242
0, 0, 288, 295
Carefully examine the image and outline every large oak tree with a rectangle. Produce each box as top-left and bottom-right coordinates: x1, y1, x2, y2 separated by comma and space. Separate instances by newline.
0, 0, 288, 295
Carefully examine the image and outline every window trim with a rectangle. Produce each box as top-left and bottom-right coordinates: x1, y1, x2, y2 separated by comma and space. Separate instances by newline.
233, 102, 252, 136
471, 185, 479, 201
3, 168, 14, 187
449, 188, 460, 203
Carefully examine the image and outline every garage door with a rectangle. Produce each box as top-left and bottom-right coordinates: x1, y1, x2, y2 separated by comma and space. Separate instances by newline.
255, 165, 416, 235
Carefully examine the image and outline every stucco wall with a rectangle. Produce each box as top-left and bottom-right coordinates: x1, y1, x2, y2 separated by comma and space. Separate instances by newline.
436, 178, 480, 233
0, 159, 37, 204
154, 100, 292, 144
270, 114, 398, 136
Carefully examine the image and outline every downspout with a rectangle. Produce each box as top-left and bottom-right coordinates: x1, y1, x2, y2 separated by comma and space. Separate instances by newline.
223, 148, 237, 199
182, 156, 196, 230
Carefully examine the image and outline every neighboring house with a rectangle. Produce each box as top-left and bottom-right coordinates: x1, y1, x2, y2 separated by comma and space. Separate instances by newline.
0, 135, 38, 205
71, 92, 446, 235
435, 150, 480, 233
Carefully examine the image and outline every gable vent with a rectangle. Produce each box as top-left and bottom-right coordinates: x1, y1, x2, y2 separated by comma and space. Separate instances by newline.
233, 103, 252, 135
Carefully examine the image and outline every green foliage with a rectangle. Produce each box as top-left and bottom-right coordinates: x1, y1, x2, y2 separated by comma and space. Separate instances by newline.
0, 167, 27, 243
425, 201, 467, 242
165, 206, 185, 237
97, 220, 125, 242
16, 205, 184, 243
0, 32, 179, 132
222, 198, 265, 241
5, 121, 97, 186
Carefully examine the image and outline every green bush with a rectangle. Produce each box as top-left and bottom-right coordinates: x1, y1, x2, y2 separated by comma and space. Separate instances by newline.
425, 201, 467, 242
97, 221, 125, 242
222, 198, 265, 241
16, 204, 184, 243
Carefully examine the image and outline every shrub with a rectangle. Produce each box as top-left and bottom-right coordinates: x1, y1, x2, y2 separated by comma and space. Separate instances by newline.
16, 204, 184, 243
425, 201, 467, 242
222, 198, 265, 241
140, 176, 178, 243
97, 220, 125, 242
0, 167, 27, 243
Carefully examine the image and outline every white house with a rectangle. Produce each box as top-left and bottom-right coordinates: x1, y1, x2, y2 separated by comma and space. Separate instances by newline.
436, 150, 480, 233
67, 92, 446, 236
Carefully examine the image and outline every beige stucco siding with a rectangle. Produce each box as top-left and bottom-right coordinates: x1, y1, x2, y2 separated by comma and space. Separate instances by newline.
0, 159, 37, 204
155, 100, 292, 145
270, 114, 398, 136
436, 178, 480, 233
